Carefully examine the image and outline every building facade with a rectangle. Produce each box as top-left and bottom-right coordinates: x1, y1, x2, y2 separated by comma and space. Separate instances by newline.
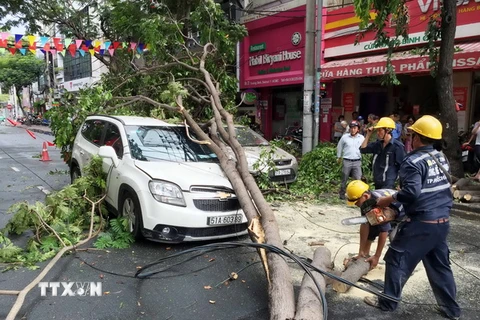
239, 0, 309, 140
321, 1, 480, 131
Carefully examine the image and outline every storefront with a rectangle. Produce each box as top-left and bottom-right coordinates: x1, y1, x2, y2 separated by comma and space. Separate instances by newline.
321, 1, 480, 131
239, 4, 306, 140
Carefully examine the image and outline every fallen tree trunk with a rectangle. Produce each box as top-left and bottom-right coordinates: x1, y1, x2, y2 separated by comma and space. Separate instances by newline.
453, 190, 480, 199
294, 247, 332, 320
332, 257, 370, 293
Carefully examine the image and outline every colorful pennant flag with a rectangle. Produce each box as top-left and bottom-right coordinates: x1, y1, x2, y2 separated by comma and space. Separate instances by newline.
15, 34, 23, 43
27, 35, 36, 46
39, 36, 49, 47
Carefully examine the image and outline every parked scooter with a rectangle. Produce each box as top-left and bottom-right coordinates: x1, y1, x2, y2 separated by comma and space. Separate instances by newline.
277, 126, 303, 152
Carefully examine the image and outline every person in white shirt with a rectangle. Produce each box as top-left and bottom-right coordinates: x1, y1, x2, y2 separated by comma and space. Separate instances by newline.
463, 120, 480, 180
337, 121, 365, 199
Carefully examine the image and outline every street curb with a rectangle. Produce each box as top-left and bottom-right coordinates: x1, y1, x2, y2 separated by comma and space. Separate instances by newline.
28, 127, 53, 136
16, 125, 53, 136
451, 207, 480, 222
452, 202, 480, 214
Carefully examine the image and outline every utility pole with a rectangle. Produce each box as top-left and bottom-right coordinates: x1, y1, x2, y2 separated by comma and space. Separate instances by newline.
313, 0, 323, 147
45, 50, 53, 110
302, 0, 316, 154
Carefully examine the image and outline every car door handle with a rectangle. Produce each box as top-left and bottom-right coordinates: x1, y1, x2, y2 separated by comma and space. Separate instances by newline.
80, 151, 85, 155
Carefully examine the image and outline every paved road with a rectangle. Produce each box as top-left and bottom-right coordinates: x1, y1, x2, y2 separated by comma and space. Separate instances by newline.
1, 123, 480, 320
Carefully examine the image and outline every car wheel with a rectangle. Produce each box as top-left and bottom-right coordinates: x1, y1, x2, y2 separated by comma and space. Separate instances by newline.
71, 165, 81, 184
120, 191, 144, 240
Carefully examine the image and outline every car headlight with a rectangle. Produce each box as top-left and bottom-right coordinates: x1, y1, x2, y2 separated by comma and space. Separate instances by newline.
148, 180, 186, 207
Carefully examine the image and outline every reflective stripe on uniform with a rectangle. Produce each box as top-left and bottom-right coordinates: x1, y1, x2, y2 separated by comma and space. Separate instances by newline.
383, 154, 389, 182
412, 150, 439, 164
421, 183, 452, 193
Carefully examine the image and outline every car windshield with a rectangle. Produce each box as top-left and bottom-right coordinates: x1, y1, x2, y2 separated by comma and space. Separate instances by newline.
124, 125, 218, 163
234, 127, 269, 147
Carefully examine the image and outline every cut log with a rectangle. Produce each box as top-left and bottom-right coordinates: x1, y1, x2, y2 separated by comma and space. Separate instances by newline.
332, 257, 370, 293
461, 194, 480, 203
452, 178, 472, 190
294, 247, 332, 320
454, 190, 480, 199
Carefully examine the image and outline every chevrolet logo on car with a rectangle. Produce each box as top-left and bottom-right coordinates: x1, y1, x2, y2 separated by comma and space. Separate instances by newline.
216, 192, 232, 201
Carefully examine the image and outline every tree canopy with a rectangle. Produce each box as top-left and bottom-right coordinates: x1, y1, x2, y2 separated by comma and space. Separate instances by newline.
0, 54, 44, 89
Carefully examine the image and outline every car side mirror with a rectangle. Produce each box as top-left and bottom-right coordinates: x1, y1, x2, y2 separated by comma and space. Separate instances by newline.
98, 146, 120, 167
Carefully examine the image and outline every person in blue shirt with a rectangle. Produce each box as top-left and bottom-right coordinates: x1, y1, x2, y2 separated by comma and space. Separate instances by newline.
360, 117, 406, 189
390, 113, 402, 140
337, 121, 365, 200
364, 115, 461, 320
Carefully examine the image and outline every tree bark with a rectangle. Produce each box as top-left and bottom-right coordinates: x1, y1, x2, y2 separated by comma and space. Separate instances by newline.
453, 190, 480, 199
294, 247, 332, 320
332, 258, 370, 293
436, 0, 463, 178
452, 177, 474, 190
452, 178, 480, 191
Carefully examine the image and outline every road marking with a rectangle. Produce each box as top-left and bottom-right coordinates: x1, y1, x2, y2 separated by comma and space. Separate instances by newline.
37, 186, 51, 195
11, 167, 20, 172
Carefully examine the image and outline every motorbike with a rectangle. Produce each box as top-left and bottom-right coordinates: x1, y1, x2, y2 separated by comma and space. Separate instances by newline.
278, 126, 303, 151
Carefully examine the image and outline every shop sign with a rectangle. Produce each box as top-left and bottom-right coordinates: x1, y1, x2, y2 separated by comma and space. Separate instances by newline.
249, 42, 266, 53
343, 93, 354, 112
240, 10, 305, 89
241, 90, 258, 106
321, 50, 480, 80
324, 1, 480, 58
64, 77, 93, 92
249, 50, 302, 67
418, 0, 480, 14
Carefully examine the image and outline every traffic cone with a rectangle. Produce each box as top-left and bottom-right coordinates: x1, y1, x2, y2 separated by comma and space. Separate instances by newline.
40, 142, 52, 162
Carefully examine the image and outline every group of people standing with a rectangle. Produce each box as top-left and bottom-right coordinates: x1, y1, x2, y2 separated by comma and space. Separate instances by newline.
336, 113, 461, 320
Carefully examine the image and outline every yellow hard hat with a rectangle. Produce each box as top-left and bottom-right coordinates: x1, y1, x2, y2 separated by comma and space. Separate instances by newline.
409, 115, 442, 140
346, 180, 370, 206
373, 117, 396, 129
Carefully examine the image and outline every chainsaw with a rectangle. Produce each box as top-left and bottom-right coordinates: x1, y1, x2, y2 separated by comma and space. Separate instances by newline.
342, 198, 397, 226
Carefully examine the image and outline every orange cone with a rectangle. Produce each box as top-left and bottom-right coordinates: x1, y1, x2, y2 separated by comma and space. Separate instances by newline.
40, 142, 52, 162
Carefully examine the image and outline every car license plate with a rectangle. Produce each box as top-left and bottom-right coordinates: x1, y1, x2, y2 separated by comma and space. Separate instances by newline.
207, 214, 243, 225
274, 169, 291, 176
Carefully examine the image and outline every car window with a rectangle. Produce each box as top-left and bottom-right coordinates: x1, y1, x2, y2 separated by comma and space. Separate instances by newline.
125, 125, 218, 163
234, 127, 269, 147
104, 123, 124, 158
81, 120, 106, 146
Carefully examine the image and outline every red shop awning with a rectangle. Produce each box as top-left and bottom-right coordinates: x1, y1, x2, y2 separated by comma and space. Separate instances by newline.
321, 42, 480, 81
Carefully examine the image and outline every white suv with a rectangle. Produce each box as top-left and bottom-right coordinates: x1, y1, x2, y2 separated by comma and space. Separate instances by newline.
70, 115, 247, 242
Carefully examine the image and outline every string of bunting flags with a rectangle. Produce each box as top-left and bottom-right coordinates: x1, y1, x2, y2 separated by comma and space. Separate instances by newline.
0, 32, 147, 57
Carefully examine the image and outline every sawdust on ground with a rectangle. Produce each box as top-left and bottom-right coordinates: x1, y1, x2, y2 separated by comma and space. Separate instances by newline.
272, 201, 430, 301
